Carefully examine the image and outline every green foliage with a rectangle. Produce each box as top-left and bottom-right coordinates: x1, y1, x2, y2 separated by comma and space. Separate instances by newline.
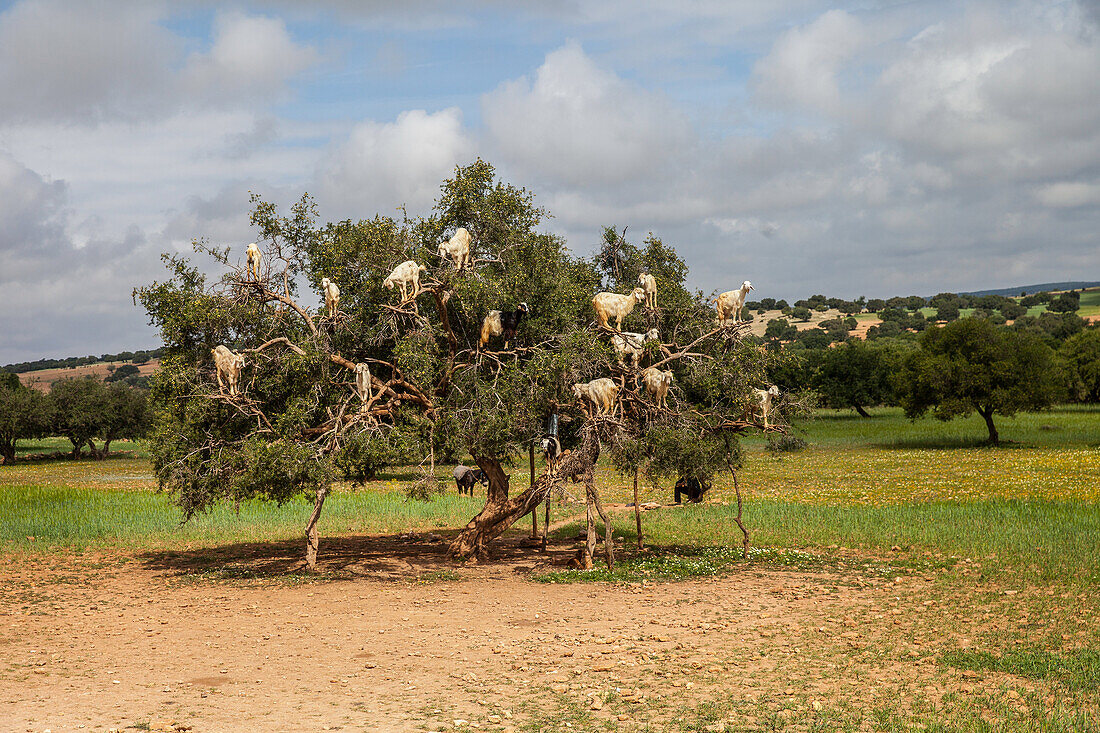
105, 364, 140, 382
811, 338, 914, 412
334, 425, 421, 483
0, 381, 51, 463
896, 318, 1063, 443
1060, 328, 1100, 402
135, 159, 776, 549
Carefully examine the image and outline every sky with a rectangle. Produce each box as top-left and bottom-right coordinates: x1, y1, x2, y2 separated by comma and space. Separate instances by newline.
1, 0, 1098, 364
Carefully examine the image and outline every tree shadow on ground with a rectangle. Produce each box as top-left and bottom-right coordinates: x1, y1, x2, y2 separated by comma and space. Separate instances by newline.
870, 437, 1027, 450
138, 529, 579, 582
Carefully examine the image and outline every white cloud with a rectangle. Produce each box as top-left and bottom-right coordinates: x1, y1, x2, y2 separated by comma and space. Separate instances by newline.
752, 9, 866, 115
0, 0, 179, 124
182, 10, 320, 106
316, 108, 474, 218
1035, 181, 1100, 208
482, 41, 693, 186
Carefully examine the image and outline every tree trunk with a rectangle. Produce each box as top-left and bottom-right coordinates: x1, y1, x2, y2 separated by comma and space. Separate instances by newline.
633, 468, 643, 550
101, 438, 113, 457
529, 444, 538, 539
448, 457, 546, 560
304, 484, 329, 569
69, 438, 82, 459
729, 466, 751, 559
0, 442, 14, 465
979, 407, 999, 445
853, 404, 871, 418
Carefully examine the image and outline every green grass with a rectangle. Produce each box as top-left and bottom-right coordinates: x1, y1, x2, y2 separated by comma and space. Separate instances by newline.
0, 483, 479, 551
2, 404, 1098, 586
940, 648, 1100, 691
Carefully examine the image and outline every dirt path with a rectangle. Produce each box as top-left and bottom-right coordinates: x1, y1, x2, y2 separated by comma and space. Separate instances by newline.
0, 534, 1082, 732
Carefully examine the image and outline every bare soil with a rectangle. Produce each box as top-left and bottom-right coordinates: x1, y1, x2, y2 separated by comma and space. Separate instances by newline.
0, 533, 1087, 732
17, 361, 160, 392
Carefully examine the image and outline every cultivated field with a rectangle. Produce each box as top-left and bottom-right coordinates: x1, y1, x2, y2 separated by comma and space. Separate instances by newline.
1, 409, 1098, 732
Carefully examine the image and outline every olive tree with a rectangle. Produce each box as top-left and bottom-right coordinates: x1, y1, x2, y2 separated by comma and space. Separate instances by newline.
137, 161, 784, 569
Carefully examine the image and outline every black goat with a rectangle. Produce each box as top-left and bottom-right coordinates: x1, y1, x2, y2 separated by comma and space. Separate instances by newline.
453, 465, 489, 495
501, 302, 529, 347
674, 476, 712, 504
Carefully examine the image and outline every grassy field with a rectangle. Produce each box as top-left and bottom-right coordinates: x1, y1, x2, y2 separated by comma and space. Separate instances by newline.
2, 406, 1098, 582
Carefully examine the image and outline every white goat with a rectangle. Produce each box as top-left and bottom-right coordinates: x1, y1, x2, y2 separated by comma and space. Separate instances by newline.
321, 277, 340, 317
211, 345, 245, 396
638, 273, 657, 308
438, 227, 473, 271
354, 363, 372, 409
641, 367, 674, 409
716, 280, 754, 326
573, 378, 619, 416
752, 385, 781, 428
383, 260, 426, 302
611, 328, 659, 369
246, 242, 261, 282
592, 287, 647, 330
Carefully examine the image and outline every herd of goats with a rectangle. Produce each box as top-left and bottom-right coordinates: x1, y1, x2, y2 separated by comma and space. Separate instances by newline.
207, 229, 781, 501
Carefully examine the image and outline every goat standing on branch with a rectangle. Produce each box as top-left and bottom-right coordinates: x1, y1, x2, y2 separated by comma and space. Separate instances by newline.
321, 277, 340, 317
752, 385, 781, 428
611, 328, 659, 369
640, 366, 673, 409
479, 303, 529, 349
716, 281, 753, 326
573, 378, 618, 416
638, 272, 657, 308
246, 242, 261, 282
438, 227, 473, 271
593, 287, 646, 330
383, 260, 426, 303
354, 363, 372, 409
211, 345, 245, 396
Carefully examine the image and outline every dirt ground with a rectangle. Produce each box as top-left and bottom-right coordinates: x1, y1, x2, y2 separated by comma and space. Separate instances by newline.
17, 361, 160, 392
0, 532, 1087, 733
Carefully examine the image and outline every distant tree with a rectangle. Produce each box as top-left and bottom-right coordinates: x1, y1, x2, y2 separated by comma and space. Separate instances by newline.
795, 328, 831, 349
105, 364, 141, 382
791, 306, 812, 322
0, 381, 51, 464
866, 320, 903, 339
49, 377, 110, 459
1048, 293, 1080, 313
775, 299, 789, 310
929, 292, 961, 311
866, 298, 886, 312
812, 339, 913, 416
1020, 292, 1051, 307
1060, 329, 1100, 403
758, 297, 777, 310
905, 296, 927, 310
765, 318, 798, 342
936, 303, 960, 322
896, 319, 1062, 444
1012, 312, 1086, 344
998, 301, 1026, 320
95, 384, 150, 457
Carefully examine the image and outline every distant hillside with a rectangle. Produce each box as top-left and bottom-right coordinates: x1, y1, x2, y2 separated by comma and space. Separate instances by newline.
961, 281, 1100, 298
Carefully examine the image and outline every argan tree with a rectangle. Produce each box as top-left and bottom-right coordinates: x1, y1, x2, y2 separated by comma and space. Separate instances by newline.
137, 161, 786, 569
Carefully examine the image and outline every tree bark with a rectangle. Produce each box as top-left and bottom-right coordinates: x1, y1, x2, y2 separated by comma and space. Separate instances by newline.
448, 457, 547, 560
0, 442, 14, 465
853, 404, 871, 418
633, 468, 643, 550
730, 467, 750, 558
978, 406, 999, 445
529, 443, 538, 539
304, 484, 329, 569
